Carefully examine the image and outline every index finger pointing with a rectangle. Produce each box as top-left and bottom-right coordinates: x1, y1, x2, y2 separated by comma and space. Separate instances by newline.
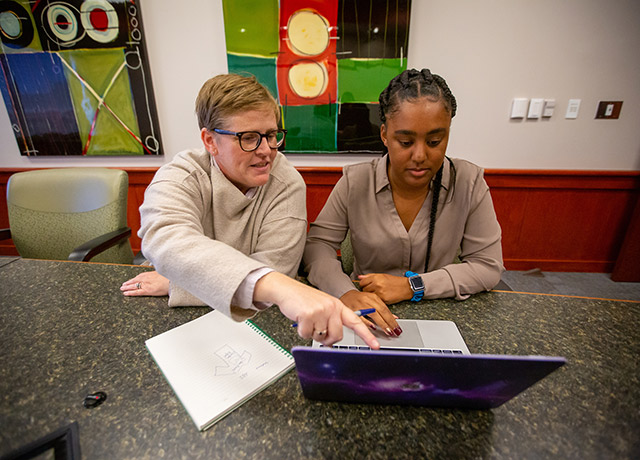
341, 308, 380, 349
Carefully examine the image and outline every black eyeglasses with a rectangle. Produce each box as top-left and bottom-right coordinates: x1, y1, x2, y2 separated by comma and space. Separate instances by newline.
212, 128, 287, 152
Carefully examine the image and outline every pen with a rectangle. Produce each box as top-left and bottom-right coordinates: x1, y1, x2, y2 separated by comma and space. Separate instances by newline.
291, 308, 377, 327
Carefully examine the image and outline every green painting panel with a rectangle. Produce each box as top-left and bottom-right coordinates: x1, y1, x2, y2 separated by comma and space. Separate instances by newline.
222, 0, 279, 56
227, 54, 278, 100
61, 49, 142, 156
282, 104, 336, 152
338, 58, 407, 103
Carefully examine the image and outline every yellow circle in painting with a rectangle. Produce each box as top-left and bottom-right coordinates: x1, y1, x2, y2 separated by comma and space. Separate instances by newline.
288, 61, 328, 99
287, 10, 329, 56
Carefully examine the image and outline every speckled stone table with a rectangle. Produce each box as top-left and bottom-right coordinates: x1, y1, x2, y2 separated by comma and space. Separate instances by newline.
0, 259, 638, 459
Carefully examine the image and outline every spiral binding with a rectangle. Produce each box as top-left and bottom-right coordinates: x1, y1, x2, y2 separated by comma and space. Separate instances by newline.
245, 320, 293, 358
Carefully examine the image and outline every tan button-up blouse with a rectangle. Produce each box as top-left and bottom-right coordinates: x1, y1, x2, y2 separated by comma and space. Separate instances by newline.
303, 155, 504, 301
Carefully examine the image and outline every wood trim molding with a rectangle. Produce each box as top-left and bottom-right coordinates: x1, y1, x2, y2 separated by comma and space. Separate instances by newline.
1, 166, 638, 276
486, 169, 640, 190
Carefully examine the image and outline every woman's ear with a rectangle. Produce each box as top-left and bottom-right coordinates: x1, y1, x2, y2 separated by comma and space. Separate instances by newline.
201, 127, 218, 156
380, 123, 388, 147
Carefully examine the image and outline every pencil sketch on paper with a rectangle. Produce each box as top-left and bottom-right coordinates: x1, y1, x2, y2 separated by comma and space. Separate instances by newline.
214, 344, 251, 376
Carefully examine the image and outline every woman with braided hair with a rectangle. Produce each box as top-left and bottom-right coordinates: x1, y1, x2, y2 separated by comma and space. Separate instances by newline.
303, 69, 504, 336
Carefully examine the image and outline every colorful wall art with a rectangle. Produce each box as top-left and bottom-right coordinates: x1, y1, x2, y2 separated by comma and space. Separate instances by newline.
222, 0, 411, 154
0, 0, 162, 156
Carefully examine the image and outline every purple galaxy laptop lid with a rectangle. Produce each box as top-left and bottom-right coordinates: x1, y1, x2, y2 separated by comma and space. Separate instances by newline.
291, 347, 566, 409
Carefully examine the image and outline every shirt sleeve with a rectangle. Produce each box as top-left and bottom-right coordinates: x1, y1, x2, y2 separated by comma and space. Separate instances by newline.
423, 170, 504, 300
231, 267, 274, 310
303, 176, 360, 299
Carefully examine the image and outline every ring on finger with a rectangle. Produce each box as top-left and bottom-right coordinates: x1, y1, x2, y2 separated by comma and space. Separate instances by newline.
315, 329, 327, 337
136, 282, 142, 290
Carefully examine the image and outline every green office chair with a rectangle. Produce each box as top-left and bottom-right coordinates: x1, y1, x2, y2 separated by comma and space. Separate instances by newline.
340, 230, 354, 275
0, 168, 135, 264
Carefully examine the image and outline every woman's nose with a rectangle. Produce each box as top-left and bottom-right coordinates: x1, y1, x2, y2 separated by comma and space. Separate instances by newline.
255, 136, 272, 155
412, 143, 428, 162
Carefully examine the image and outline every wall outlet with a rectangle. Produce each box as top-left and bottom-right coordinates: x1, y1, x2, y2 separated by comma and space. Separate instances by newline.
595, 101, 623, 119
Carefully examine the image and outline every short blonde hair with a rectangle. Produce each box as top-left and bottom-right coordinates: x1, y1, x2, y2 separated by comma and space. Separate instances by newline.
195, 74, 280, 130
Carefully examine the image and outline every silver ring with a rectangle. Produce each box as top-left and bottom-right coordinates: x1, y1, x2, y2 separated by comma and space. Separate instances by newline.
316, 330, 327, 337
136, 282, 142, 290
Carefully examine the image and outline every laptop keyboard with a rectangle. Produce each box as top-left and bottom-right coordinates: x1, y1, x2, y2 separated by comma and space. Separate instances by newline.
320, 344, 464, 354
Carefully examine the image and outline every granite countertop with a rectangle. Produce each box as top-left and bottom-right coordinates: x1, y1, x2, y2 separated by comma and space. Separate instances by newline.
0, 259, 638, 459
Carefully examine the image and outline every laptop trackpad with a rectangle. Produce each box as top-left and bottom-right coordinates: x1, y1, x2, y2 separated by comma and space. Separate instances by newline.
315, 319, 470, 354
354, 320, 423, 348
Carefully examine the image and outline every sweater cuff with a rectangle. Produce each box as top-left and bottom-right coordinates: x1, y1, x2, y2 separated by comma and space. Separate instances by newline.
167, 282, 207, 307
167, 269, 275, 318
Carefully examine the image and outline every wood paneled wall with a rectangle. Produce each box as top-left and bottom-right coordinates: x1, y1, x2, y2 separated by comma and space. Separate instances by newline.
486, 170, 639, 272
1, 167, 638, 274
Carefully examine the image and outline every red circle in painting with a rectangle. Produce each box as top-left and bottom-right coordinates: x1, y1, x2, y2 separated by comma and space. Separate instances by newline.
89, 8, 108, 32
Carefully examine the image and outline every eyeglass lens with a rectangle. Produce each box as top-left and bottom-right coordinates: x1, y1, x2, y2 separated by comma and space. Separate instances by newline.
239, 131, 285, 151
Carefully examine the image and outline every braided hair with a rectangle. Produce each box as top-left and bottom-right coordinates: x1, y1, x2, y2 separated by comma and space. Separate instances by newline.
378, 69, 457, 273
378, 68, 457, 124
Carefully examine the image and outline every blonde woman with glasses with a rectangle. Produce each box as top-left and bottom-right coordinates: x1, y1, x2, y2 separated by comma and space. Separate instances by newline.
121, 73, 378, 349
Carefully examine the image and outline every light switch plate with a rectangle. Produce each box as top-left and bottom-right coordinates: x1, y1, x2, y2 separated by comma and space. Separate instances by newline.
543, 99, 555, 117
511, 98, 529, 118
527, 98, 544, 119
565, 99, 581, 119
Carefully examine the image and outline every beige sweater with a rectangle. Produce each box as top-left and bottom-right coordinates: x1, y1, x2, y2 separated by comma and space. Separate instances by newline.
303, 155, 504, 301
139, 149, 307, 320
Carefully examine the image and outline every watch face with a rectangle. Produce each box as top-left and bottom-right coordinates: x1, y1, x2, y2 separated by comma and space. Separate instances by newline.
409, 275, 424, 292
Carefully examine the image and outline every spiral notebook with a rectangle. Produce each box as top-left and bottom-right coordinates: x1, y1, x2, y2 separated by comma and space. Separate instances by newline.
145, 310, 294, 431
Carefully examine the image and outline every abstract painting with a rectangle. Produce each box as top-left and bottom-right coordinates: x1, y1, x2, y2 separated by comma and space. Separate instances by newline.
222, 0, 411, 154
0, 0, 162, 156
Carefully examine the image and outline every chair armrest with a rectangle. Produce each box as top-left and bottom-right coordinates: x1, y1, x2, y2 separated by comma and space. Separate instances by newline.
69, 227, 132, 262
0, 228, 11, 240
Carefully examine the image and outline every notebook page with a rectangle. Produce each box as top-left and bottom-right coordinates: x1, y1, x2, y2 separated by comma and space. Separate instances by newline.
146, 310, 294, 430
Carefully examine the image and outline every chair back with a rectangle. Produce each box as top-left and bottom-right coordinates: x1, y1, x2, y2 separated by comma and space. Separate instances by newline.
340, 230, 354, 275
7, 168, 134, 263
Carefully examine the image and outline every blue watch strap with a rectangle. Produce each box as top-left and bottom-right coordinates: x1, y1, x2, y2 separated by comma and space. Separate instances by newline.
404, 271, 425, 302
410, 291, 423, 302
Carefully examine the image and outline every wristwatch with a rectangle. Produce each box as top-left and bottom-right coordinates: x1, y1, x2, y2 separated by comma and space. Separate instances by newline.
404, 271, 425, 302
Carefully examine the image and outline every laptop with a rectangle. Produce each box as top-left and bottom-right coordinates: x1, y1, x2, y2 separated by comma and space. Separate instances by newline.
291, 319, 565, 409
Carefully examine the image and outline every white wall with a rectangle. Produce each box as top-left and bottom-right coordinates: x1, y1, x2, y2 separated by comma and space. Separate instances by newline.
0, 0, 638, 170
